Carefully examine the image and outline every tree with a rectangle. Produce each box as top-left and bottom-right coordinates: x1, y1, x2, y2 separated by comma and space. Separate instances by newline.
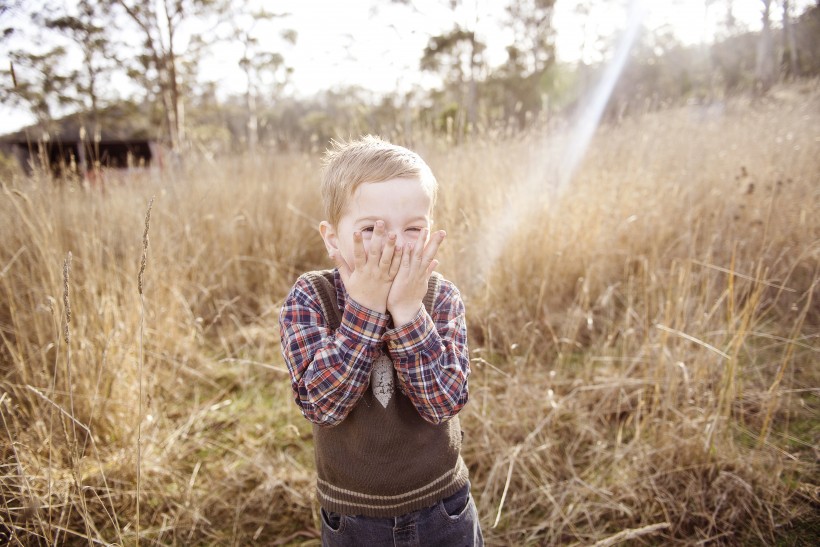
610, 24, 704, 115
505, 0, 556, 77
792, 2, 820, 76
44, 0, 117, 130
421, 27, 486, 131
227, 7, 295, 153
0, 0, 25, 42
782, 0, 798, 77
755, 0, 776, 93
2, 46, 76, 127
1, 2, 75, 128
493, 0, 557, 127
108, 0, 229, 151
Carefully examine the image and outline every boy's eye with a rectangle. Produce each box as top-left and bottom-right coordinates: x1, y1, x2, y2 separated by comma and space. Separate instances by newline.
361, 226, 374, 233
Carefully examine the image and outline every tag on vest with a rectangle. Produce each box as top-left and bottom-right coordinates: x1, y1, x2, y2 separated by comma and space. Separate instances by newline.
371, 354, 394, 408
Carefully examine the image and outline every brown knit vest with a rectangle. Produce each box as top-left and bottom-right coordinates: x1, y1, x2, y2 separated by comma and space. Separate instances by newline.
303, 270, 469, 518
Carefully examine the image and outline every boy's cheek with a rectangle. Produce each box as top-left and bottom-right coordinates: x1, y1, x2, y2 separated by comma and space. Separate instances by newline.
404, 234, 423, 247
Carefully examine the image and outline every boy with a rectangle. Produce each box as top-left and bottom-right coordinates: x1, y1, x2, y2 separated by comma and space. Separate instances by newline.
279, 136, 483, 546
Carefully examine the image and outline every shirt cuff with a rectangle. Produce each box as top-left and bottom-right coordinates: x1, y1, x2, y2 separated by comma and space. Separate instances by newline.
384, 307, 436, 357
337, 297, 390, 345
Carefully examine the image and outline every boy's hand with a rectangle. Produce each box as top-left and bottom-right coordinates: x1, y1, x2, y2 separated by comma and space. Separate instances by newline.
331, 220, 401, 314
387, 228, 445, 327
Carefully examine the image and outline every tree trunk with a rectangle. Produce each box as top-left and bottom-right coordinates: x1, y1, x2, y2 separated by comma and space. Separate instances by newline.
114, 0, 177, 150
246, 78, 258, 153
163, 0, 181, 152
467, 33, 478, 130
782, 0, 799, 77
755, 0, 776, 93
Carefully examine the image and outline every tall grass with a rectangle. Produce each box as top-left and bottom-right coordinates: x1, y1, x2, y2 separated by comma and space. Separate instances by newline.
1, 81, 818, 545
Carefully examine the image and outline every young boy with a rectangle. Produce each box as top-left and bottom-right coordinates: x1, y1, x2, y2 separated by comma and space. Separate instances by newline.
279, 136, 483, 546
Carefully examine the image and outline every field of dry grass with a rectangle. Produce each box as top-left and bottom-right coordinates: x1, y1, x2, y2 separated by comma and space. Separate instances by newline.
1, 80, 818, 545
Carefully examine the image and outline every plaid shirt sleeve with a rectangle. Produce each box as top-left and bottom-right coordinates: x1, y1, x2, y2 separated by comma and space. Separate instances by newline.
384, 279, 470, 425
279, 274, 388, 427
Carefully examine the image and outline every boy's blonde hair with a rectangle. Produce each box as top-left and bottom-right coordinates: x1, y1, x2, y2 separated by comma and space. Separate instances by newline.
321, 135, 438, 227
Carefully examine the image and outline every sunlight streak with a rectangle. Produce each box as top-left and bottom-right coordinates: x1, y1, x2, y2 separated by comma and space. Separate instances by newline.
475, 0, 648, 285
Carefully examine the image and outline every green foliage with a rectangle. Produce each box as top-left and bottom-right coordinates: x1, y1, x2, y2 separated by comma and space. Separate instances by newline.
793, 4, 820, 75
505, 0, 556, 76
0, 0, 24, 42
45, 0, 117, 115
2, 46, 78, 124
421, 27, 484, 81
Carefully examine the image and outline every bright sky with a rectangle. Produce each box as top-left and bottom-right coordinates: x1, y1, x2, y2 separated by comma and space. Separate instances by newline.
1, 0, 814, 132
218, 0, 797, 96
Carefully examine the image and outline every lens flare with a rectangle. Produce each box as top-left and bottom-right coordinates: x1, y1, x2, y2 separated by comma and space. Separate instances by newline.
474, 0, 648, 285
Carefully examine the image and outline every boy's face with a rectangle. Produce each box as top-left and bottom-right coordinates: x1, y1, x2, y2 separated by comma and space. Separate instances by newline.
320, 177, 432, 268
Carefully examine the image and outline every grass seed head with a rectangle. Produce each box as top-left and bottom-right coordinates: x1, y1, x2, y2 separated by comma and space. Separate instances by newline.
62, 251, 71, 344
138, 196, 154, 296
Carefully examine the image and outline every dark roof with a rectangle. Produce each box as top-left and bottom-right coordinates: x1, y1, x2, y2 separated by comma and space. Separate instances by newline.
0, 103, 158, 144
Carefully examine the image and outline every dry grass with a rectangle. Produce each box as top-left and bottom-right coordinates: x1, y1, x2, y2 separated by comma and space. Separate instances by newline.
1, 80, 818, 545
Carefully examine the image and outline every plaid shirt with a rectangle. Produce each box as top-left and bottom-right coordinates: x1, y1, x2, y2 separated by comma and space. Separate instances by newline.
279, 269, 470, 427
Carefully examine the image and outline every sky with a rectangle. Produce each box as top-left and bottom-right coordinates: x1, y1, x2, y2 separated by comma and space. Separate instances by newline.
1, 0, 814, 133
206, 0, 797, 97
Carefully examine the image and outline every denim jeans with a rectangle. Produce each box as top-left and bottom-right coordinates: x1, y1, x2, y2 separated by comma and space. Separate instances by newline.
320, 482, 484, 547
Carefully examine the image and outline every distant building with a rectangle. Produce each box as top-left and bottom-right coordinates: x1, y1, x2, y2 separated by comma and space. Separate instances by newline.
0, 105, 164, 178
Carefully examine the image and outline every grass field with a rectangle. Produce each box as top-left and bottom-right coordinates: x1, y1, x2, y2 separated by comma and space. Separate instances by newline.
1, 81, 818, 545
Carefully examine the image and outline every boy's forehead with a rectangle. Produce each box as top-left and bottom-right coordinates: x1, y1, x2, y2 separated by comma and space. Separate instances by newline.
341, 177, 433, 218
353, 177, 430, 199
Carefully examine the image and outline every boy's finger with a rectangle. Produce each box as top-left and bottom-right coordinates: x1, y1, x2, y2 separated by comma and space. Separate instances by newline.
379, 232, 397, 271
413, 228, 429, 262
388, 244, 403, 277
421, 230, 446, 265
425, 258, 440, 277
402, 243, 413, 268
369, 221, 386, 259
352, 231, 366, 269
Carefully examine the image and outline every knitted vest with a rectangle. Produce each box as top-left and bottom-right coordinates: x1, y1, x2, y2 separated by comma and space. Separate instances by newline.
303, 270, 469, 518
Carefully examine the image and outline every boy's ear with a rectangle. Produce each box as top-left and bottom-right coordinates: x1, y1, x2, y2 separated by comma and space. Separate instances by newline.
319, 221, 338, 255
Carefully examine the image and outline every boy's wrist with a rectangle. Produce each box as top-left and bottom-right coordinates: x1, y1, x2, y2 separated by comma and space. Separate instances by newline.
346, 288, 389, 315
389, 302, 423, 328
351, 298, 387, 314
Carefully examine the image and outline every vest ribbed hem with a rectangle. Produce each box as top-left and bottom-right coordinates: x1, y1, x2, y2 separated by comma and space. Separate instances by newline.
317, 456, 470, 518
